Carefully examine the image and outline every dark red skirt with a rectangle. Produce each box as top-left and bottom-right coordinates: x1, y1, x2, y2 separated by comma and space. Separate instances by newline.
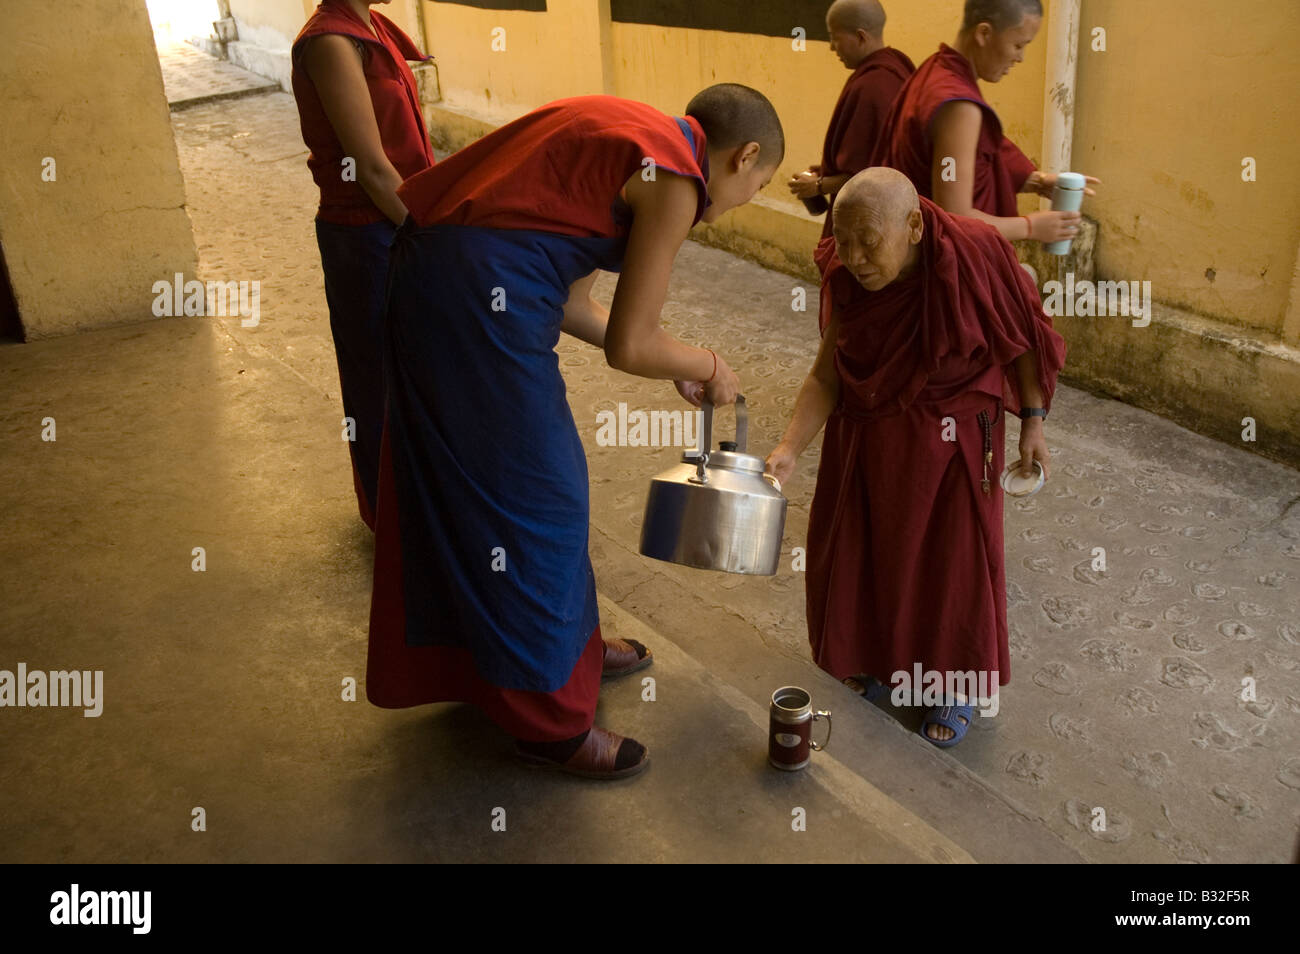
805, 393, 1010, 687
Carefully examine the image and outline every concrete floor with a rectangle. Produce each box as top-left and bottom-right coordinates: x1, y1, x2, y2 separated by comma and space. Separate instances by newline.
1, 48, 1297, 863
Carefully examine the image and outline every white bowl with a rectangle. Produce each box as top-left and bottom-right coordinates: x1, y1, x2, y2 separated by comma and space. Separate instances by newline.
1000, 459, 1045, 497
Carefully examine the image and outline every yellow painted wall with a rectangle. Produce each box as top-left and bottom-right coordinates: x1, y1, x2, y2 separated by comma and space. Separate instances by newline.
226, 0, 314, 45
199, 0, 1300, 346
609, 3, 1050, 223
223, 0, 425, 49
0, 0, 196, 338
417, 0, 610, 125
1074, 0, 1300, 338
382, 0, 426, 47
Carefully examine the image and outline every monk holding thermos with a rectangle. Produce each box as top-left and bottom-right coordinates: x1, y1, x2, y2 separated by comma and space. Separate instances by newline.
872, 0, 1099, 243
766, 168, 1065, 746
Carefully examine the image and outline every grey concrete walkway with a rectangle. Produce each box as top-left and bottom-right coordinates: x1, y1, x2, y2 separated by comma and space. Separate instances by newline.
158, 41, 278, 110
2, 75, 1297, 862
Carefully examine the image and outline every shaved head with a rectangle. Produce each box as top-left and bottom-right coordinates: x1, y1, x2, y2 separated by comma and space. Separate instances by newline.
836, 167, 919, 231
827, 0, 886, 36
831, 168, 923, 290
686, 83, 785, 167
961, 0, 1042, 32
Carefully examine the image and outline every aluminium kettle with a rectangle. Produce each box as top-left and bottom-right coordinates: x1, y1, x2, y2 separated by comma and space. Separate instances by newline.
638, 395, 787, 575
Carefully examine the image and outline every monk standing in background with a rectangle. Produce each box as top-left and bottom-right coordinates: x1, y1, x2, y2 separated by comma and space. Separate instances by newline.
872, 0, 1097, 244
766, 169, 1065, 746
788, 0, 914, 248
291, 0, 434, 529
369, 88, 783, 778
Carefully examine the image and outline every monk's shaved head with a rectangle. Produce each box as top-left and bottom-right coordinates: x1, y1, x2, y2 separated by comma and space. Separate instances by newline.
962, 0, 1042, 32
827, 0, 886, 36
832, 168, 923, 290
836, 167, 919, 230
686, 83, 785, 167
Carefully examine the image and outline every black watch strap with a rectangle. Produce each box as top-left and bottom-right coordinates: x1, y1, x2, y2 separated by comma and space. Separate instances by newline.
1018, 407, 1048, 420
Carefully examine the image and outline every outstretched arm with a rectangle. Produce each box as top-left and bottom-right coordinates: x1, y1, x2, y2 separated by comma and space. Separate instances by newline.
1012, 350, 1050, 480
930, 101, 1079, 245
604, 169, 739, 405
765, 301, 843, 486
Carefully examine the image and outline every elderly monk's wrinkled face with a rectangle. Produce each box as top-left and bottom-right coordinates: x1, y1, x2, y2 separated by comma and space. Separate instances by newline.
832, 203, 921, 291
974, 14, 1041, 83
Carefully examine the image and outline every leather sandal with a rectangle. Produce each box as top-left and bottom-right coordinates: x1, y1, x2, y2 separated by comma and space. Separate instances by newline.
516, 726, 650, 780
601, 637, 653, 680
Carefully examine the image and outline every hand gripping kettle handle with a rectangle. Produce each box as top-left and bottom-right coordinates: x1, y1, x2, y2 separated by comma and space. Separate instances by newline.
697, 395, 747, 455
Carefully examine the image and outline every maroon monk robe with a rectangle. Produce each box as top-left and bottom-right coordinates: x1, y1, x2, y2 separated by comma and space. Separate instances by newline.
805, 197, 1065, 688
819, 46, 914, 239
871, 43, 1036, 218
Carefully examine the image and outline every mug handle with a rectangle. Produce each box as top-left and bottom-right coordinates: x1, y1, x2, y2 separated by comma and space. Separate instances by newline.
809, 710, 832, 751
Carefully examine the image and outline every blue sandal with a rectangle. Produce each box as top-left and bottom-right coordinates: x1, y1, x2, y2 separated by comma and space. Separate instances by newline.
844, 674, 891, 703
920, 702, 975, 747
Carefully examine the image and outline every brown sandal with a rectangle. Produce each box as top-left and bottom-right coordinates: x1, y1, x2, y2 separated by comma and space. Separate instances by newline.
601, 637, 653, 680
516, 726, 650, 780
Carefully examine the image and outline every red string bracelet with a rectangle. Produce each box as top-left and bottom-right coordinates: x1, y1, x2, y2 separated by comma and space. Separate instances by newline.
1021, 215, 1034, 240
705, 349, 717, 383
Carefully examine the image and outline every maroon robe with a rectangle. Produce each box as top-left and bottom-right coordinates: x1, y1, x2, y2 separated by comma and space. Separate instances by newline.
806, 198, 1065, 688
871, 43, 1036, 218
819, 46, 914, 239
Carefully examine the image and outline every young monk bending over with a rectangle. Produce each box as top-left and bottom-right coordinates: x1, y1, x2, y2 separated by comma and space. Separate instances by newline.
766, 168, 1065, 746
368, 87, 783, 778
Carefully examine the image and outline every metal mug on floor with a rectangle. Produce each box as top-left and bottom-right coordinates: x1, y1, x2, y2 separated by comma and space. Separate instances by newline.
768, 686, 831, 771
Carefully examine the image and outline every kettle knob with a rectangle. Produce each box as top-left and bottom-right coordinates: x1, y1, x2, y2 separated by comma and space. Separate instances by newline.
719, 441, 737, 452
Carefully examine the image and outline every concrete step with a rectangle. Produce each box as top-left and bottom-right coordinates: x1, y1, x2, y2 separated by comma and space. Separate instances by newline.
590, 527, 1087, 864
593, 594, 972, 863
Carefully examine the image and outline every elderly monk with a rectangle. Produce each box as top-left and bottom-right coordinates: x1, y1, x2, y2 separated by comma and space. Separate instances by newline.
788, 0, 914, 241
369, 88, 782, 779
766, 168, 1065, 746
872, 0, 1098, 245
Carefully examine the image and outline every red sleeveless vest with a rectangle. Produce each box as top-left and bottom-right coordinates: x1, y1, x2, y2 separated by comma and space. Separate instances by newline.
398, 95, 710, 236
292, 0, 435, 225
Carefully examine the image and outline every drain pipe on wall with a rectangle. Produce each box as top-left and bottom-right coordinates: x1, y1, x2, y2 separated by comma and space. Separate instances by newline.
1040, 0, 1081, 209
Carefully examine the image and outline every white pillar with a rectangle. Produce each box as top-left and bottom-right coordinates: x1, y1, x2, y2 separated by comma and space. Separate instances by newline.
1040, 0, 1082, 208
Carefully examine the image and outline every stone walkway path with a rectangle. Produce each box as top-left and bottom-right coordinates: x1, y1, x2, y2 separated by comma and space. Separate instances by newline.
161, 84, 1300, 861
157, 41, 278, 110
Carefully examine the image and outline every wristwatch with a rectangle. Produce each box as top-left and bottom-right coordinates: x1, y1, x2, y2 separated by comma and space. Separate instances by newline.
1018, 407, 1047, 420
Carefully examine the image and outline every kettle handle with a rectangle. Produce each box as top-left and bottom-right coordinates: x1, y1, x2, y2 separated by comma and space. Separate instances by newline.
698, 394, 747, 455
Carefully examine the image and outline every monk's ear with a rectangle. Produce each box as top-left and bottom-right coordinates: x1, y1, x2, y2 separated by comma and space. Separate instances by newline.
908, 208, 923, 243
736, 141, 761, 170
